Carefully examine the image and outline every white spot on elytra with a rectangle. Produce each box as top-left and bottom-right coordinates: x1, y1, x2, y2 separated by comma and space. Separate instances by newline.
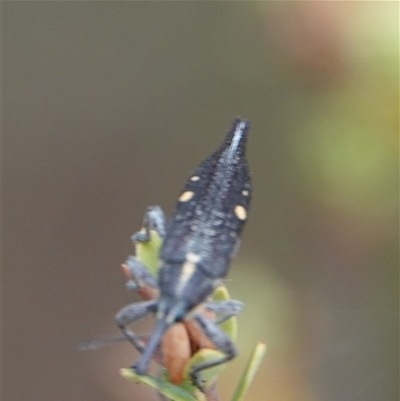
234, 205, 247, 220
176, 260, 196, 295
179, 191, 194, 202
242, 190, 249, 196
186, 252, 201, 264
190, 176, 200, 181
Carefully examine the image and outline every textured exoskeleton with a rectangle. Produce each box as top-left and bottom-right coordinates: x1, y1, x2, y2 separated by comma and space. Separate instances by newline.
115, 118, 252, 389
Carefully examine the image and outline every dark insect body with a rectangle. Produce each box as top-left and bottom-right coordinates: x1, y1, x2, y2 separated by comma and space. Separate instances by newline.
81, 118, 252, 390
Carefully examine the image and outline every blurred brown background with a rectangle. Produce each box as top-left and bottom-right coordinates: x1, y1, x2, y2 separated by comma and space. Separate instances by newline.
3, 2, 398, 401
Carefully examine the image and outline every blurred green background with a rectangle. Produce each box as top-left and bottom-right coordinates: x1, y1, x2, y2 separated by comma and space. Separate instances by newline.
3, 2, 398, 401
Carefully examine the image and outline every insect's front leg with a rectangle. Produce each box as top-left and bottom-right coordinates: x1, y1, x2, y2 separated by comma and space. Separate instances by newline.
132, 206, 167, 243
190, 313, 238, 390
115, 300, 157, 354
204, 299, 244, 325
122, 256, 158, 292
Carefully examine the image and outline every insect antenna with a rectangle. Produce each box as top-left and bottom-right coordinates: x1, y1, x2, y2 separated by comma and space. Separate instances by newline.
78, 334, 131, 350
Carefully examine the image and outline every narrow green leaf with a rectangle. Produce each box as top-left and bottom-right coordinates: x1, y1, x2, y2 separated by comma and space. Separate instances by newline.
120, 368, 205, 401
230, 342, 267, 401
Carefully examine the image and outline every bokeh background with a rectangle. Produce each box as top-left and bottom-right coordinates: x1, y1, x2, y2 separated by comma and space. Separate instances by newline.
3, 2, 398, 401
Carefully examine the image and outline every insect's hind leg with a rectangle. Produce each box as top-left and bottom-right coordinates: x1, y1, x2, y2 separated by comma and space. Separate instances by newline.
190, 313, 237, 390
132, 206, 167, 243
79, 300, 159, 353
115, 299, 158, 354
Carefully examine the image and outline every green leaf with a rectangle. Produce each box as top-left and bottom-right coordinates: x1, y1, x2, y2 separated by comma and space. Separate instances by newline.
183, 348, 226, 389
135, 229, 163, 277
230, 342, 267, 401
212, 285, 237, 341
121, 368, 206, 401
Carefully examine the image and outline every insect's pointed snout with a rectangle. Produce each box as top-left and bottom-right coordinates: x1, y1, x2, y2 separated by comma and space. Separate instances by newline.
134, 317, 170, 375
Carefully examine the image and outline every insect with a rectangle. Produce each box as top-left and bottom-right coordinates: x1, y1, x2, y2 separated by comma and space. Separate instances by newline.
115, 118, 252, 389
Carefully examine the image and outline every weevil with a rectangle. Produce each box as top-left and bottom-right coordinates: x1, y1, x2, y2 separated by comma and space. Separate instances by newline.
116, 118, 252, 389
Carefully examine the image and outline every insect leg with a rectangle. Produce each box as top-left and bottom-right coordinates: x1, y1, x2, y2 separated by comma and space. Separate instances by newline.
132, 206, 167, 242
123, 256, 158, 291
190, 313, 237, 390
204, 299, 244, 325
115, 300, 157, 353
